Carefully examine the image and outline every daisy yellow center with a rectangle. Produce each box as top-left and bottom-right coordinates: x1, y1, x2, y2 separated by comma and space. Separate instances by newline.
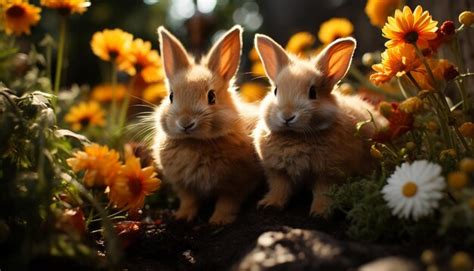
404, 31, 419, 44
128, 176, 143, 196
402, 181, 418, 197
6, 5, 26, 18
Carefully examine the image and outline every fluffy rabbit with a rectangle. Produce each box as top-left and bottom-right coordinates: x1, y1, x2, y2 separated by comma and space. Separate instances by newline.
253, 35, 387, 216
152, 26, 262, 224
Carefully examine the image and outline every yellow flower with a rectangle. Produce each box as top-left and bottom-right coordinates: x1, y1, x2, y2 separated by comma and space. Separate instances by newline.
40, 0, 89, 15
459, 158, 474, 173
64, 101, 105, 131
399, 97, 424, 113
459, 11, 474, 27
142, 83, 167, 104
318, 18, 353, 44
459, 122, 474, 138
382, 5, 438, 48
411, 59, 457, 90
447, 171, 468, 190
1, 0, 41, 36
118, 38, 163, 83
91, 29, 133, 63
239, 82, 268, 103
365, 0, 401, 28
108, 154, 160, 211
251, 62, 266, 77
90, 84, 127, 103
248, 47, 260, 62
67, 144, 121, 188
285, 32, 315, 55
370, 43, 422, 85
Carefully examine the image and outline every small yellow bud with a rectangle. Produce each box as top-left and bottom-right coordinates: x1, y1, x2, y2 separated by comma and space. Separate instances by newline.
440, 149, 456, 160
426, 121, 439, 132
399, 97, 424, 114
378, 101, 393, 118
448, 171, 469, 190
450, 251, 473, 271
406, 142, 416, 151
459, 11, 474, 27
362, 53, 375, 66
370, 145, 383, 160
338, 83, 354, 96
459, 122, 474, 138
421, 249, 436, 265
459, 158, 474, 173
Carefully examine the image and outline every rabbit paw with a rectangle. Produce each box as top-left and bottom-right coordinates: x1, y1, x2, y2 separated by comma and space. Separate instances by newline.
309, 201, 328, 217
209, 212, 236, 225
174, 206, 198, 222
257, 196, 285, 210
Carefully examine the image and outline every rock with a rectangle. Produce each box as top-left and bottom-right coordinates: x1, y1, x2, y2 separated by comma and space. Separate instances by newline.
358, 257, 420, 271
236, 227, 402, 271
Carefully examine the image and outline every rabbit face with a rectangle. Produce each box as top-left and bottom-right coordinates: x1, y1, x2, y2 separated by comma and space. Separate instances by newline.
157, 26, 243, 140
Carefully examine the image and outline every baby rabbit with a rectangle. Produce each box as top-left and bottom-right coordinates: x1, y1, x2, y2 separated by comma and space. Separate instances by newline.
253, 35, 387, 216
152, 26, 262, 225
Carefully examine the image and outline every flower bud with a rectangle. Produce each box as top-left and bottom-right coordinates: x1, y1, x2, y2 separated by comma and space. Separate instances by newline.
405, 141, 416, 151
399, 97, 424, 114
338, 83, 354, 95
440, 20, 456, 36
459, 11, 474, 27
426, 120, 439, 131
362, 53, 375, 66
459, 122, 474, 138
450, 251, 473, 271
378, 101, 393, 118
459, 158, 474, 173
448, 171, 469, 190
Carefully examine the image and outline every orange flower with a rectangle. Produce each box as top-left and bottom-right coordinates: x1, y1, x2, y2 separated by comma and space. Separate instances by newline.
285, 32, 315, 55
108, 153, 160, 211
67, 144, 121, 188
142, 83, 167, 104
64, 101, 105, 131
239, 82, 268, 103
365, 0, 401, 28
90, 84, 127, 103
370, 43, 422, 85
382, 5, 438, 48
40, 0, 89, 15
372, 102, 414, 142
318, 18, 353, 44
411, 58, 457, 90
1, 0, 41, 36
91, 29, 133, 63
119, 39, 164, 83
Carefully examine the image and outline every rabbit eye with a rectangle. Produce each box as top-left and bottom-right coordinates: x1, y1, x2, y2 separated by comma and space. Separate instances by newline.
274, 87, 278, 96
208, 90, 216, 105
309, 85, 317, 100
169, 92, 174, 103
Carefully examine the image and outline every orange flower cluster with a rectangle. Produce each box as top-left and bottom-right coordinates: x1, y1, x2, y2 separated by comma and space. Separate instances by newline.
67, 144, 161, 211
1, 0, 41, 36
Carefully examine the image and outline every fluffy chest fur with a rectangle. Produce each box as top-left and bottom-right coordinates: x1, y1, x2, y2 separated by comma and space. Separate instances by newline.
154, 132, 257, 194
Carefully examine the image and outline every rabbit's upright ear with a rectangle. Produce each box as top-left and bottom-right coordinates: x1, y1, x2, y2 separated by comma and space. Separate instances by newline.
315, 37, 356, 90
206, 25, 243, 82
158, 26, 190, 78
254, 34, 289, 82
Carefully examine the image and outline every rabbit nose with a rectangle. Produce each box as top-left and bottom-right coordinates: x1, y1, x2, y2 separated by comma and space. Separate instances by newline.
278, 112, 298, 124
284, 115, 296, 123
177, 119, 196, 131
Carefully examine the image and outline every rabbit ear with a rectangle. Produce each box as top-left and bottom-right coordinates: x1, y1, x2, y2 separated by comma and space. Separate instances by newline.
315, 37, 356, 90
206, 25, 243, 81
255, 34, 289, 82
158, 26, 190, 78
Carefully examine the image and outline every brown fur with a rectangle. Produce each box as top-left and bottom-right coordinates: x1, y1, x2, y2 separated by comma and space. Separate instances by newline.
152, 26, 262, 224
254, 35, 387, 215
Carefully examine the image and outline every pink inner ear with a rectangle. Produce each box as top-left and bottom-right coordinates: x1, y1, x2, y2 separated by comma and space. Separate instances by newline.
326, 42, 355, 82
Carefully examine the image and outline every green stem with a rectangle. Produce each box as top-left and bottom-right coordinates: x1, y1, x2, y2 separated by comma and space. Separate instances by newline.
118, 75, 135, 135
53, 16, 67, 109
110, 63, 118, 130
348, 66, 403, 100
454, 126, 473, 156
450, 39, 470, 113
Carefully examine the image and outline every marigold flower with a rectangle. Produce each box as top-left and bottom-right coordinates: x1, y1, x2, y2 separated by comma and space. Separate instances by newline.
64, 101, 105, 131
364, 0, 401, 28
239, 82, 268, 103
382, 5, 438, 48
399, 97, 424, 114
119, 39, 163, 83
91, 29, 133, 63
370, 43, 423, 85
285, 32, 315, 55
318, 18, 353, 44
459, 158, 474, 173
142, 83, 167, 104
459, 122, 474, 138
108, 154, 160, 211
447, 171, 468, 190
67, 144, 121, 188
90, 84, 127, 103
1, 0, 41, 36
459, 11, 474, 27
40, 0, 89, 15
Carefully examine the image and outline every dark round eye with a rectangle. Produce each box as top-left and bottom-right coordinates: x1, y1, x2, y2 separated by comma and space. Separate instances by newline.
274, 87, 278, 96
309, 85, 317, 100
207, 90, 216, 105
169, 92, 174, 103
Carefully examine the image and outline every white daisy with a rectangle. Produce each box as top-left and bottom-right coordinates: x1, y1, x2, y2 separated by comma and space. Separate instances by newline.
382, 160, 446, 221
